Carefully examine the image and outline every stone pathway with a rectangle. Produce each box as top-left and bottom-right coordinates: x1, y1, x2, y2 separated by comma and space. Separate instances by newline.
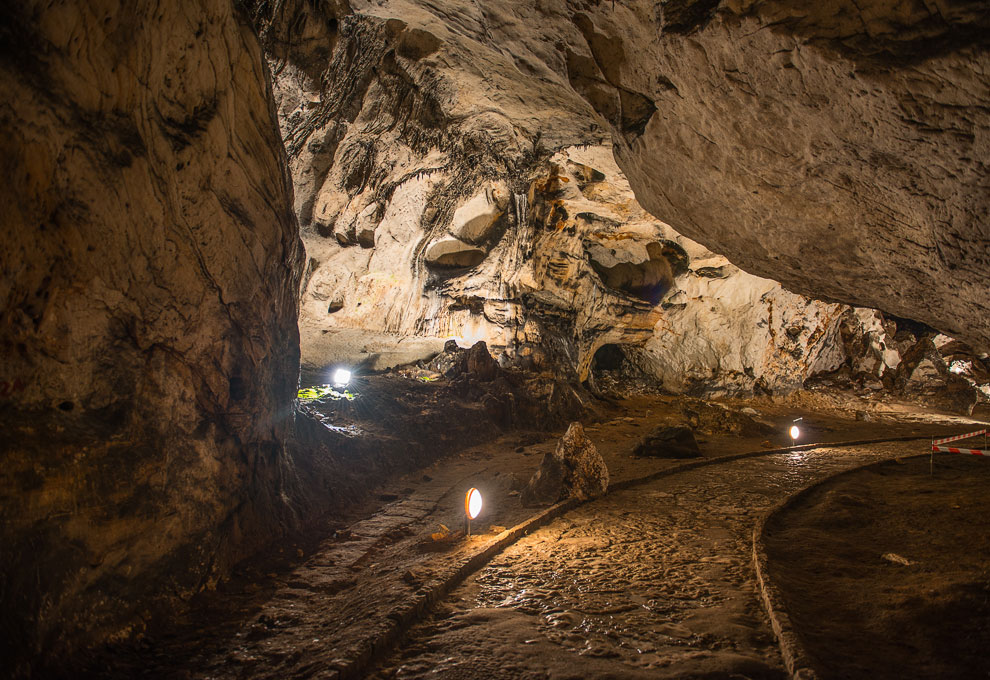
369, 442, 919, 679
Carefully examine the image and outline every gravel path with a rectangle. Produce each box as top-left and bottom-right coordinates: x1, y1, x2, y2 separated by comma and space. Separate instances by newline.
371, 442, 919, 679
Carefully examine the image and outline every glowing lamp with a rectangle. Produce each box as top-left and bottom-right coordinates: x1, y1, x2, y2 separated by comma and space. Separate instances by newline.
465, 487, 483, 535
332, 368, 351, 386
789, 425, 800, 441
466, 487, 482, 519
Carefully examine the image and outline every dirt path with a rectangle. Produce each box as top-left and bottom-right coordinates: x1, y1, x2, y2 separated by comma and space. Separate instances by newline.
763, 452, 990, 680
84, 393, 975, 679
368, 442, 920, 679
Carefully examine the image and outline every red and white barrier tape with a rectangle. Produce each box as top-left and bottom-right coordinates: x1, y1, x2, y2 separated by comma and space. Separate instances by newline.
932, 445, 988, 456
932, 429, 987, 446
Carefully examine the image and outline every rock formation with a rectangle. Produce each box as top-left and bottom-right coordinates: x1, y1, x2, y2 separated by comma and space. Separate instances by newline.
256, 3, 986, 397
260, 0, 989, 355
633, 426, 702, 459
522, 422, 609, 505
0, 1, 301, 670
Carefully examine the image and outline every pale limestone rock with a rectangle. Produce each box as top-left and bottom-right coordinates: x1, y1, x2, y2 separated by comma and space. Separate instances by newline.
449, 183, 508, 243
424, 235, 488, 268
356, 203, 381, 248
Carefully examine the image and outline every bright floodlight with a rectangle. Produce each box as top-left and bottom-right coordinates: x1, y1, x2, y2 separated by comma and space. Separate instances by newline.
465, 487, 483, 520
789, 425, 800, 441
332, 368, 351, 386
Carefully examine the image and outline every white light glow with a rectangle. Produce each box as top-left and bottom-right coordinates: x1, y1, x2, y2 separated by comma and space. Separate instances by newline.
789, 425, 800, 440
332, 368, 351, 386
465, 487, 483, 520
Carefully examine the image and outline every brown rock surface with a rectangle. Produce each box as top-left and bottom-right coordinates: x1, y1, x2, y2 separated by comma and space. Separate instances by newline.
0, 0, 301, 670
523, 422, 609, 505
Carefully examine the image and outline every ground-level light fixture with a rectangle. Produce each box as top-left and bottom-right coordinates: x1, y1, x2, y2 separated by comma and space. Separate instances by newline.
332, 368, 351, 387
790, 417, 803, 443
465, 487, 483, 536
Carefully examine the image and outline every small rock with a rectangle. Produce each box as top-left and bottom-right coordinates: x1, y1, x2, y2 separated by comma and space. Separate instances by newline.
633, 426, 701, 458
882, 552, 914, 566
855, 410, 873, 421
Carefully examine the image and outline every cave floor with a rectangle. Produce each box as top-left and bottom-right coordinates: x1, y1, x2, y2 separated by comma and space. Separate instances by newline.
763, 452, 990, 680
86, 391, 986, 679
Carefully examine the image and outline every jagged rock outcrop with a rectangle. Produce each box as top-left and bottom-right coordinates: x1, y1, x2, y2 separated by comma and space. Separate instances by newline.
0, 1, 301, 671
815, 310, 990, 414
522, 422, 609, 505
264, 0, 990, 354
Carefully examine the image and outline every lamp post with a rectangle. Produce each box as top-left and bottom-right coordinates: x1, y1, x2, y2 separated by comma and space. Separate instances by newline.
790, 417, 803, 444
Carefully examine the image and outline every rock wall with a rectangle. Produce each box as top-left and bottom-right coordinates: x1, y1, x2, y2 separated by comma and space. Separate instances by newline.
0, 1, 302, 671
265, 0, 851, 395
297, 0, 990, 354
610, 0, 990, 352
259, 1, 988, 397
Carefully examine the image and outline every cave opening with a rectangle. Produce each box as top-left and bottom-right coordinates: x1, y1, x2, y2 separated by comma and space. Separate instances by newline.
593, 343, 626, 372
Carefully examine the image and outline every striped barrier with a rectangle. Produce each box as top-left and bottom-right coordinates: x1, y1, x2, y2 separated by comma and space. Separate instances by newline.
931, 429, 988, 458
932, 446, 987, 456
933, 429, 986, 446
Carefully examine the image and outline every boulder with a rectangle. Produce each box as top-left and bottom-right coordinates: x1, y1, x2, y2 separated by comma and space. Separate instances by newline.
522, 422, 609, 505
633, 426, 701, 458
465, 341, 498, 381
425, 340, 498, 381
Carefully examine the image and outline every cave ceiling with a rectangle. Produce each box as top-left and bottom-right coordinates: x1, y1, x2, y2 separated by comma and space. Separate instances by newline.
262, 0, 990, 352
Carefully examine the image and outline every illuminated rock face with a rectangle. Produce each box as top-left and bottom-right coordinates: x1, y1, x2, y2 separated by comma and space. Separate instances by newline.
610, 0, 990, 353
257, 5, 849, 391
268, 0, 989, 356
0, 1, 301, 667
258, 0, 989, 394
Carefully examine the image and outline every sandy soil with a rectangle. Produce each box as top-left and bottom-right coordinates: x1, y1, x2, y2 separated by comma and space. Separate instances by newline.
763, 450, 990, 679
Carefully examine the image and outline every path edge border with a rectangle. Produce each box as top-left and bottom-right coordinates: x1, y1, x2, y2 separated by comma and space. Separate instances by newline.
752, 451, 930, 680
341, 435, 930, 679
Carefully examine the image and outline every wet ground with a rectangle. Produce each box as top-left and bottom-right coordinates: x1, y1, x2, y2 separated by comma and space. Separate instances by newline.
764, 451, 990, 680
369, 443, 919, 680
83, 391, 984, 679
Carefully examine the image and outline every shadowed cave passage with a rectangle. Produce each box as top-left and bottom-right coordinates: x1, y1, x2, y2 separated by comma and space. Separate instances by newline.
2, 1, 990, 679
